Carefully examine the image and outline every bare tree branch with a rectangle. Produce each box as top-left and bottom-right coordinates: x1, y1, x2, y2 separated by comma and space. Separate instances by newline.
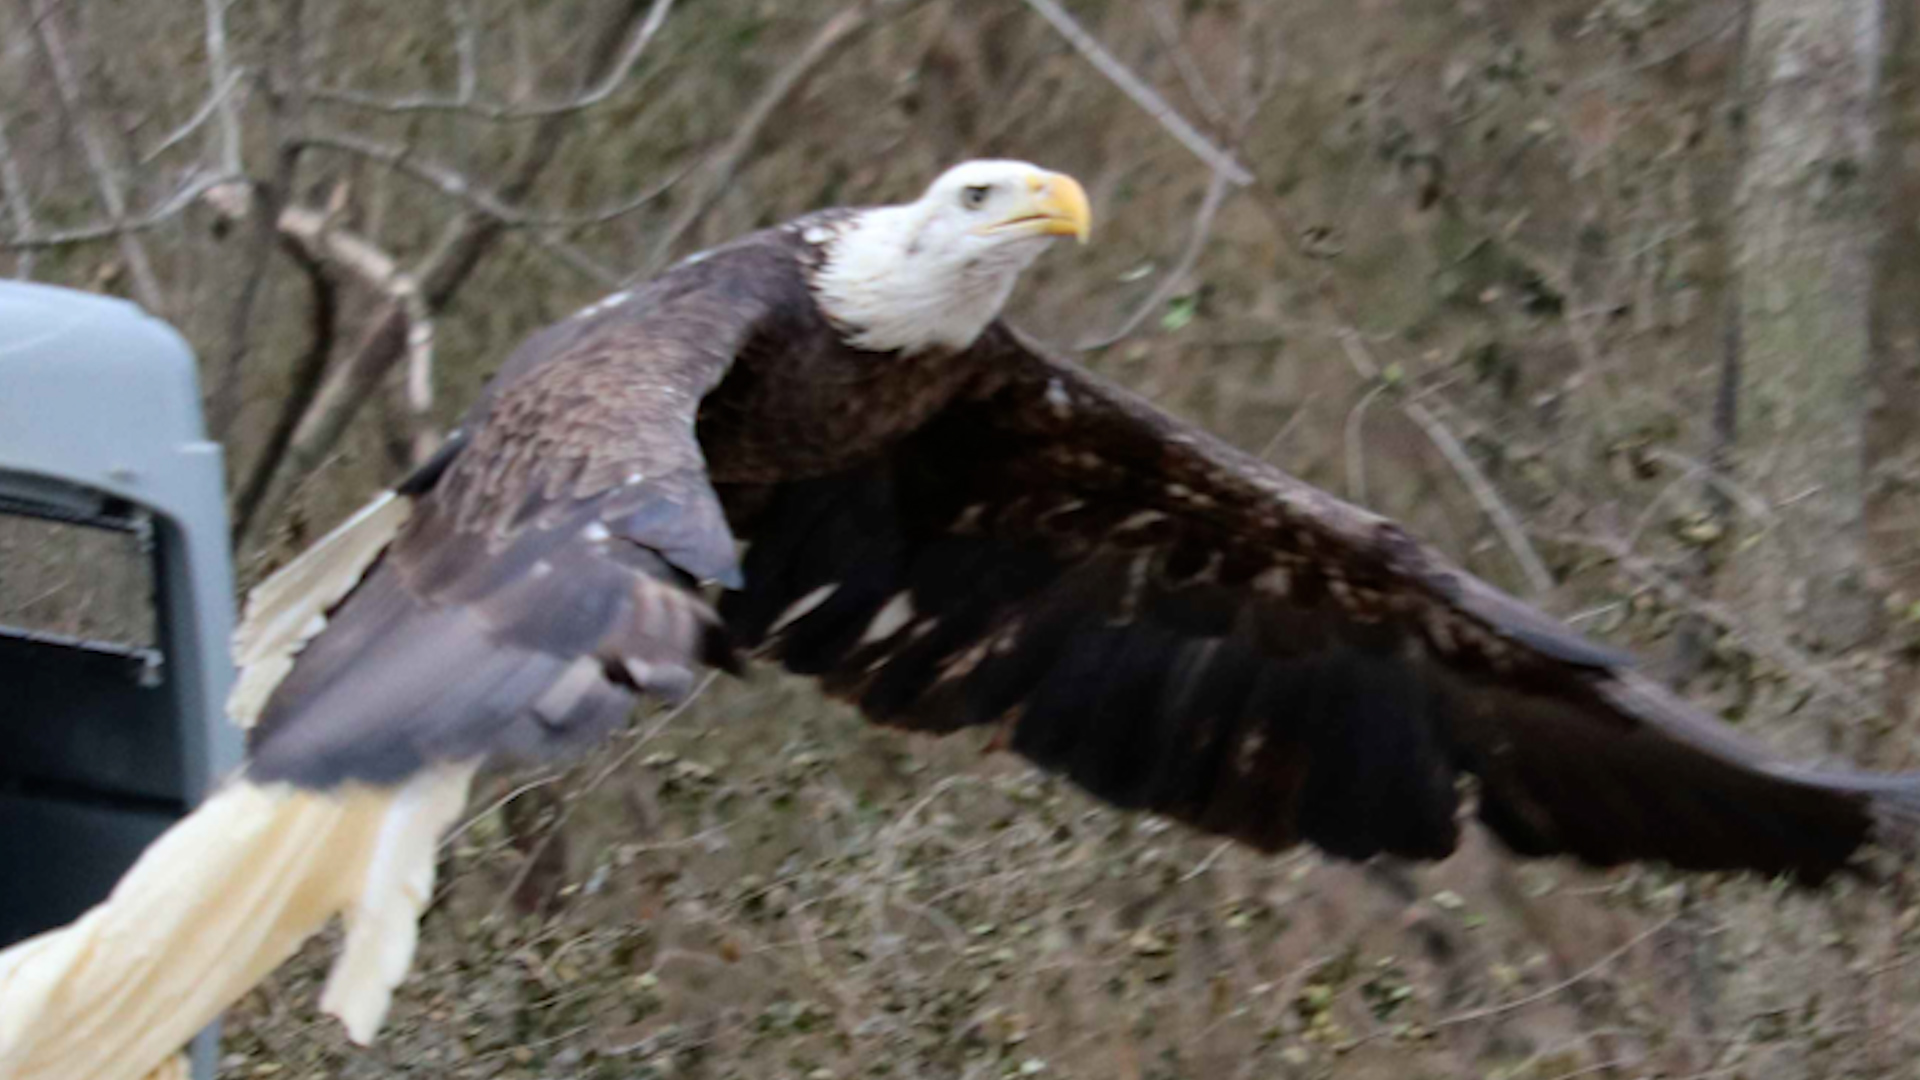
203, 184, 421, 540
25, 0, 167, 312
201, 186, 413, 293
645, 1, 884, 272
209, 187, 437, 542
398, 258, 440, 469
1019, 0, 1252, 185
210, 0, 313, 441
221, 200, 341, 543
202, 0, 244, 175
236, 0, 665, 552
304, 0, 674, 121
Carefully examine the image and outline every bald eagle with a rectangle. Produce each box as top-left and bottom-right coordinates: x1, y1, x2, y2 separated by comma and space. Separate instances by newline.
7, 161, 1917, 1078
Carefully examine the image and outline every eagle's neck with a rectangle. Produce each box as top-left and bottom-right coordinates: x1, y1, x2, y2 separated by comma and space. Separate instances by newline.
807, 206, 1042, 356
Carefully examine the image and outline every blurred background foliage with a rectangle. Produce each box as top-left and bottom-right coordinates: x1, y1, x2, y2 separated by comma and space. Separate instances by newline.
4, 0, 1920, 1076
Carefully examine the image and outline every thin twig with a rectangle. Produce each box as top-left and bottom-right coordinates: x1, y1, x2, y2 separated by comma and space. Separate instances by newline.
1243, 180, 1554, 595
1541, 528, 1874, 713
645, 1, 882, 272
1256, 391, 1318, 462
1429, 914, 1678, 1030
1144, 0, 1229, 131
1019, 0, 1252, 185
1078, 167, 1234, 350
1343, 380, 1390, 506
524, 232, 623, 287
141, 65, 245, 166
1336, 331, 1556, 597
25, 0, 166, 312
0, 168, 241, 251
295, 129, 629, 288
304, 0, 673, 121
297, 129, 691, 228
484, 672, 721, 926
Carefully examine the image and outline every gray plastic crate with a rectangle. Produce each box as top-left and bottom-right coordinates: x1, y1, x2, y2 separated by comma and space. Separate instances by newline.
0, 280, 242, 1078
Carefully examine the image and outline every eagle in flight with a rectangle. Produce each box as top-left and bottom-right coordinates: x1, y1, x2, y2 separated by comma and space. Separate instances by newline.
6, 159, 1917, 1080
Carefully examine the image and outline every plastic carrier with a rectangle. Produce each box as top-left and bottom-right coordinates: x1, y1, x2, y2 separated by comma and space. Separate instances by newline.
0, 280, 240, 1078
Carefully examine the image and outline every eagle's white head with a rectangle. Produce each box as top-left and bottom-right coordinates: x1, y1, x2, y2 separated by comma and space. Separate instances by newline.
810, 159, 1091, 355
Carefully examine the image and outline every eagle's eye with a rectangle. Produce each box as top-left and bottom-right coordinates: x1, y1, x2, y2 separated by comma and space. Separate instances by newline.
960, 184, 993, 209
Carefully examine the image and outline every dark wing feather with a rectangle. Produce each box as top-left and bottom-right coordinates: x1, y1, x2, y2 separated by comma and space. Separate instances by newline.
246, 250, 786, 788
722, 324, 1920, 880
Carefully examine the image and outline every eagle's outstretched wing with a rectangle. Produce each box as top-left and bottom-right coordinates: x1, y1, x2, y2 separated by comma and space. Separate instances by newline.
244, 261, 774, 788
0, 246, 809, 1076
722, 324, 1919, 881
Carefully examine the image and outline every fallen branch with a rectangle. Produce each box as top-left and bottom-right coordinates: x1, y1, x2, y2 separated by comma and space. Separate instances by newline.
1019, 0, 1252, 185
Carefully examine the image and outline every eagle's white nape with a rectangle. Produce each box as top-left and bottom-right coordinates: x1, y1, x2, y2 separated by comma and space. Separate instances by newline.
811, 160, 1091, 355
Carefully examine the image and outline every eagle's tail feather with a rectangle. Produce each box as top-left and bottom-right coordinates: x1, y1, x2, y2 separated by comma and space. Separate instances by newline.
0, 765, 473, 1079
320, 762, 476, 1042
145, 1053, 190, 1080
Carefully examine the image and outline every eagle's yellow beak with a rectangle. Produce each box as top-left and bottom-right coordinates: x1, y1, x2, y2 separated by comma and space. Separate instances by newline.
982, 170, 1092, 244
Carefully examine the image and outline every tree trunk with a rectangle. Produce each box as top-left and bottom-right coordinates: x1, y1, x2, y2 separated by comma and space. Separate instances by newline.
1865, 0, 1920, 751
1731, 0, 1886, 736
